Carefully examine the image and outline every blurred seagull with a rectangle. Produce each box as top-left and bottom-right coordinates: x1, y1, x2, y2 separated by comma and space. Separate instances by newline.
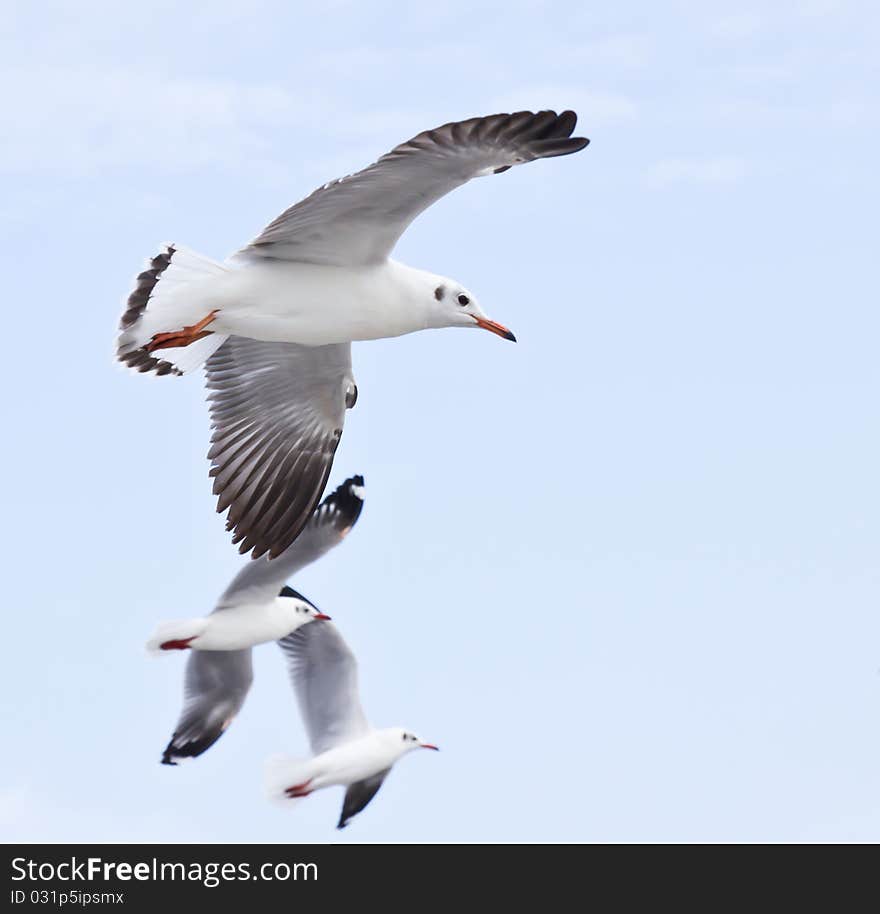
146, 588, 330, 654
267, 621, 438, 830
117, 110, 589, 559
159, 475, 364, 765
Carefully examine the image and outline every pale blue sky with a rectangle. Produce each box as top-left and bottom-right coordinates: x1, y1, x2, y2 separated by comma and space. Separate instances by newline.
2, 0, 879, 842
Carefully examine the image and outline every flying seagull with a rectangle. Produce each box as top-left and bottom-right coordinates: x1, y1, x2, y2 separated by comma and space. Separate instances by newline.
146, 587, 330, 653
160, 475, 364, 765
267, 620, 438, 830
117, 110, 589, 558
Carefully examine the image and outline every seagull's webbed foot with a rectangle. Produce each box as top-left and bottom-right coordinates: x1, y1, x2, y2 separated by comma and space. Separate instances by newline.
284, 779, 313, 799
146, 310, 219, 353
159, 637, 197, 651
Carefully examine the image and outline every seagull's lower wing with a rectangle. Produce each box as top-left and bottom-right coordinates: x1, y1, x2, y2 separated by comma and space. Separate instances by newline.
205, 337, 357, 560
161, 648, 253, 764
337, 770, 390, 829
235, 110, 589, 266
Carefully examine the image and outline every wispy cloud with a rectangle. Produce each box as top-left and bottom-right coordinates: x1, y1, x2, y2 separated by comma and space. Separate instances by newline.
0, 67, 314, 175
645, 156, 749, 187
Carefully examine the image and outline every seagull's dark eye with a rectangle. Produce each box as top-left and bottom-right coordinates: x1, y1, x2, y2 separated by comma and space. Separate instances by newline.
457, 294, 469, 306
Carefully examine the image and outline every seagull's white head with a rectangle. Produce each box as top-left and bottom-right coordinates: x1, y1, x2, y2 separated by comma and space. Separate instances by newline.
427, 278, 516, 342
383, 727, 440, 756
277, 586, 332, 630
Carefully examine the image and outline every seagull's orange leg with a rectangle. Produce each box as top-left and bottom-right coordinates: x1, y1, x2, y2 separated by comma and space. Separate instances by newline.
146, 310, 220, 353
284, 779, 313, 798
159, 637, 196, 651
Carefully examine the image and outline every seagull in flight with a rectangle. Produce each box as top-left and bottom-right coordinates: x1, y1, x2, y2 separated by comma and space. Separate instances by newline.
160, 475, 364, 765
117, 110, 589, 559
267, 618, 438, 830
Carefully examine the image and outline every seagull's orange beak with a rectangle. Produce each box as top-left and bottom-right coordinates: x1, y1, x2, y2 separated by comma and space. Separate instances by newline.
473, 316, 516, 342
314, 613, 332, 621
420, 743, 440, 751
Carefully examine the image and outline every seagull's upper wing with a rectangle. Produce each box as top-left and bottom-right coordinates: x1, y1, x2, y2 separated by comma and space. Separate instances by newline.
337, 770, 390, 829
161, 648, 253, 764
236, 110, 589, 266
277, 621, 369, 755
215, 474, 365, 609
205, 337, 357, 560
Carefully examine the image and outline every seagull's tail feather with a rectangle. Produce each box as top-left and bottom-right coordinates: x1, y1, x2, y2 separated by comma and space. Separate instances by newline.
264, 754, 316, 807
145, 618, 210, 655
116, 243, 230, 377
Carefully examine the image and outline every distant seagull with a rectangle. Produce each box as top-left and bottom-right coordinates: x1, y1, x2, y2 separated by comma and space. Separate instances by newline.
117, 110, 589, 559
267, 620, 438, 830
160, 475, 364, 765
146, 588, 330, 653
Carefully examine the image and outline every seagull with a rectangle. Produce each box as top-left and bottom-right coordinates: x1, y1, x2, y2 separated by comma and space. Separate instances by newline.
116, 110, 589, 560
146, 588, 329, 653
160, 475, 364, 765
268, 620, 438, 830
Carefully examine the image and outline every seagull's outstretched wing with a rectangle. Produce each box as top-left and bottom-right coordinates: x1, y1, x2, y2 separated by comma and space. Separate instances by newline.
237, 110, 589, 266
337, 770, 390, 830
278, 621, 369, 755
161, 648, 253, 765
161, 477, 364, 764
205, 337, 357, 560
216, 474, 365, 608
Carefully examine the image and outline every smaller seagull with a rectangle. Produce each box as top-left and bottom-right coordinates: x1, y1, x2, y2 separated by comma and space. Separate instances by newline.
267, 619, 438, 830
160, 475, 364, 765
146, 588, 329, 653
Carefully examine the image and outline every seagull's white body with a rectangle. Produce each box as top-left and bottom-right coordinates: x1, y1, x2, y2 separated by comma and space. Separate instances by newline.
269, 730, 416, 794
117, 110, 589, 560
151, 260, 443, 347
147, 596, 323, 653
147, 595, 323, 653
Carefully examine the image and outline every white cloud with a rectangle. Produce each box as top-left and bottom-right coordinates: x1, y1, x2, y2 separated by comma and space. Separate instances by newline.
645, 156, 749, 187
0, 67, 316, 175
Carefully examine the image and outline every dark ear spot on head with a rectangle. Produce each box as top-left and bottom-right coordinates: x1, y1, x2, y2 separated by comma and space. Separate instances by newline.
434, 286, 445, 301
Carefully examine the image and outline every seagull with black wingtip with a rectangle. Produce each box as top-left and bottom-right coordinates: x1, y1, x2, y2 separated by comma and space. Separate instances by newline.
158, 475, 364, 765
267, 618, 439, 830
117, 110, 590, 560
